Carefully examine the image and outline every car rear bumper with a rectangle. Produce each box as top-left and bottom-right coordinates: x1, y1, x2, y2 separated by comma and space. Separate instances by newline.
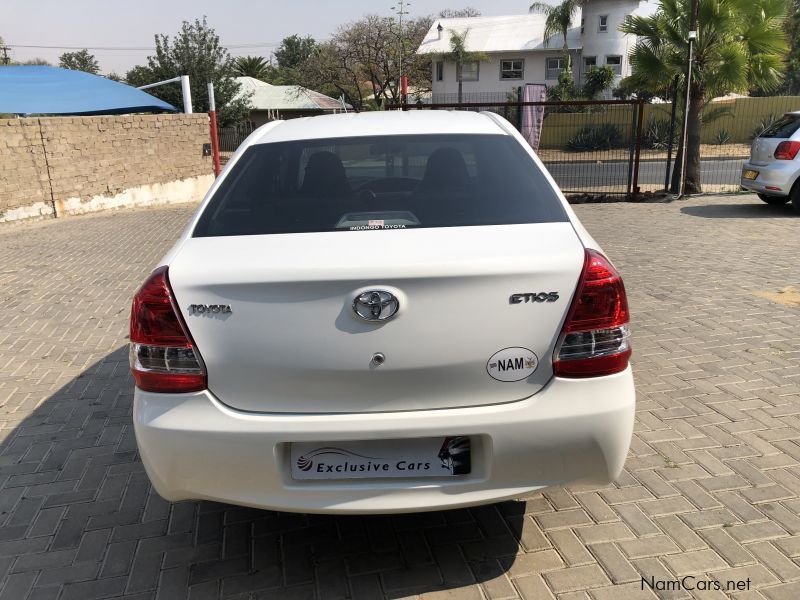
740, 160, 799, 196
133, 368, 635, 514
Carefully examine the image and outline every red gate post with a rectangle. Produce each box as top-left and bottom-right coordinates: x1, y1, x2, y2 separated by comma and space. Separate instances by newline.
207, 82, 221, 177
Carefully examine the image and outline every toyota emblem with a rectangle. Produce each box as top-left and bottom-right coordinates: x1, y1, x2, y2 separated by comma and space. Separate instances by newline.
352, 290, 400, 322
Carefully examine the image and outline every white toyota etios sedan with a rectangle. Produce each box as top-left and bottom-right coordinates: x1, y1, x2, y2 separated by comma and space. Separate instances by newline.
130, 111, 635, 514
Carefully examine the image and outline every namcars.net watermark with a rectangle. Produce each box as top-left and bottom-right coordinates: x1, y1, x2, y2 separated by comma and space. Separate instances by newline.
642, 575, 751, 593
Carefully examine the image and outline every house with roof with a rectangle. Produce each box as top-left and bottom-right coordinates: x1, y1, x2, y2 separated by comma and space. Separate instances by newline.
234, 77, 349, 126
416, 0, 646, 102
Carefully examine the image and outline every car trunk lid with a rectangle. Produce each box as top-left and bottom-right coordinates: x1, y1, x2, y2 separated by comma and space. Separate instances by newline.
750, 114, 800, 166
168, 224, 584, 413
750, 137, 782, 166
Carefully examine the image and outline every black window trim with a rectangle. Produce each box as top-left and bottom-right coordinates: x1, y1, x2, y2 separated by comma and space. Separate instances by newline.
546, 56, 566, 81
605, 55, 622, 75
499, 58, 525, 80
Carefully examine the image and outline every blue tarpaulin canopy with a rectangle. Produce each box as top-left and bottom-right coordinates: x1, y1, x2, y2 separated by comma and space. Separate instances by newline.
0, 66, 178, 116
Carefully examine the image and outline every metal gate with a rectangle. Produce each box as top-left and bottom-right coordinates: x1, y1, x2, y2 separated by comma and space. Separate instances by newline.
390, 99, 647, 199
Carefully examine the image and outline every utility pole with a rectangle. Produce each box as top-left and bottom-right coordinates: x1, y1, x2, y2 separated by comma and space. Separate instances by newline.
678, 0, 698, 197
391, 0, 411, 102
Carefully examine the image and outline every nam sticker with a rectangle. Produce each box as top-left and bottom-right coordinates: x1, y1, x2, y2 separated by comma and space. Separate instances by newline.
486, 347, 538, 382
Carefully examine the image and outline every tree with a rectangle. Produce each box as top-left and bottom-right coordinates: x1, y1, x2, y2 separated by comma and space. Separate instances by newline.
18, 58, 52, 66
781, 0, 800, 94
620, 0, 789, 193
124, 17, 251, 126
300, 42, 370, 109
582, 66, 615, 99
438, 7, 481, 18
546, 65, 615, 110
274, 35, 318, 69
297, 14, 432, 110
124, 65, 154, 86
58, 49, 99, 74
443, 29, 487, 103
529, 0, 579, 70
233, 55, 272, 79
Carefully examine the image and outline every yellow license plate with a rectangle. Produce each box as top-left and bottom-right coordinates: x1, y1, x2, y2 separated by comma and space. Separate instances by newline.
742, 169, 759, 180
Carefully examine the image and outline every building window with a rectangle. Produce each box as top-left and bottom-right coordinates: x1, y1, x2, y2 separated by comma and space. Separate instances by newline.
500, 59, 524, 80
460, 61, 479, 81
435, 61, 444, 81
598, 15, 609, 32
583, 56, 596, 70
546, 57, 566, 80
605, 55, 622, 75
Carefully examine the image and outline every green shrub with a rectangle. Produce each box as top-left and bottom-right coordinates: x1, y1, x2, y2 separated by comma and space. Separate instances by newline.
582, 66, 615, 99
713, 128, 732, 145
642, 118, 678, 150
566, 123, 624, 151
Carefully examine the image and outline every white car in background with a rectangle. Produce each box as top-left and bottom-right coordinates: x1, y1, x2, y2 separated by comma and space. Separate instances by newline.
741, 111, 800, 212
129, 111, 635, 514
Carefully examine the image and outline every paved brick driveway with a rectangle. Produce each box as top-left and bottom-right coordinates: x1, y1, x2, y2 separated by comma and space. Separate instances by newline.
1, 194, 798, 600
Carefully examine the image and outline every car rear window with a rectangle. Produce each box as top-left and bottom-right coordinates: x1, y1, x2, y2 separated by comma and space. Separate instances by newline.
193, 134, 567, 237
759, 115, 800, 138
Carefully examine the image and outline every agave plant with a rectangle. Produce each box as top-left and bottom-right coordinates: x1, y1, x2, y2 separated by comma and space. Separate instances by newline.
642, 118, 679, 150
713, 128, 732, 145
567, 124, 624, 151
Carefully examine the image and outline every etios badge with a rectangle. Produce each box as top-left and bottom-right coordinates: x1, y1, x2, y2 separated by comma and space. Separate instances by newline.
352, 290, 400, 322
486, 347, 538, 382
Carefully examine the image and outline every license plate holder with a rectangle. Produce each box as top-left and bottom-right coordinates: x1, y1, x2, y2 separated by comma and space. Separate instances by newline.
742, 169, 759, 180
290, 436, 471, 480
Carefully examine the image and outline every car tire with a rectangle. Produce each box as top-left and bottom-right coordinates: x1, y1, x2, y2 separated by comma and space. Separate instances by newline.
757, 193, 790, 205
792, 184, 800, 214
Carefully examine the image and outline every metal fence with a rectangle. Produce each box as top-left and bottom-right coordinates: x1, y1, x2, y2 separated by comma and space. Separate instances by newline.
215, 95, 800, 197
394, 99, 648, 197
426, 92, 518, 104
217, 122, 256, 163
392, 95, 800, 196
666, 95, 800, 192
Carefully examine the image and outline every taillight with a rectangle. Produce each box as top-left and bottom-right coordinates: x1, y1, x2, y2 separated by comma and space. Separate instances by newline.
554, 249, 631, 377
129, 266, 206, 393
774, 141, 800, 160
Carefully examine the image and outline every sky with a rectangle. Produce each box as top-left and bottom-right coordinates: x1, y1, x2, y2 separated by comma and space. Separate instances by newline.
2, 0, 555, 74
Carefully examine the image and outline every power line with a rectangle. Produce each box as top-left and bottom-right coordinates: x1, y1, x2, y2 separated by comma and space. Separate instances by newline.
7, 41, 283, 51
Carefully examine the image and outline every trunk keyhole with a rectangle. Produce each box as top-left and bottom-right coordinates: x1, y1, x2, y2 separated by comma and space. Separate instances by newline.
371, 352, 386, 367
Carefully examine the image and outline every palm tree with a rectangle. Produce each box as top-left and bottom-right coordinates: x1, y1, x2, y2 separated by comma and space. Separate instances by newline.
444, 30, 488, 103
620, 0, 789, 193
529, 0, 580, 70
232, 56, 272, 80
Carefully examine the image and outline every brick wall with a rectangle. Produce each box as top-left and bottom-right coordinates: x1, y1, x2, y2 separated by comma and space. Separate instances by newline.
0, 114, 214, 223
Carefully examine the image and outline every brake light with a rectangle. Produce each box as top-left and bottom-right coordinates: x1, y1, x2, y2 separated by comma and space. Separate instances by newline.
554, 249, 631, 377
774, 141, 800, 160
129, 266, 206, 393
